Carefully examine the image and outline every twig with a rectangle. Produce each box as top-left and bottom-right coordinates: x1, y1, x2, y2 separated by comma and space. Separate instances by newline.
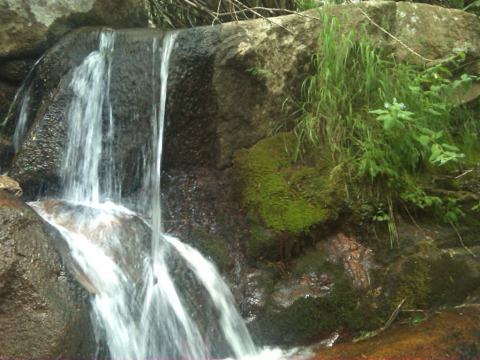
214, 6, 324, 21
455, 169, 473, 179
353, 298, 406, 343
230, 0, 294, 34
449, 219, 478, 259
347, 1, 435, 63
402, 202, 423, 231
383, 298, 406, 330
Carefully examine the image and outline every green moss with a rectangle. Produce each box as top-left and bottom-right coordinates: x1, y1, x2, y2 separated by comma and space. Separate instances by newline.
389, 251, 479, 310
253, 280, 379, 345
429, 254, 479, 306
391, 257, 432, 309
292, 248, 344, 277
191, 229, 233, 272
245, 214, 279, 261
234, 132, 340, 235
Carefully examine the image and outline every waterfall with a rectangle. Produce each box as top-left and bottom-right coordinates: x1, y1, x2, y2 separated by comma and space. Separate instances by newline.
24, 31, 284, 359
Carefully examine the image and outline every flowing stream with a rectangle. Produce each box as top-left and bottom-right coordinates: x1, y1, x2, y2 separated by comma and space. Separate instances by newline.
24, 32, 285, 359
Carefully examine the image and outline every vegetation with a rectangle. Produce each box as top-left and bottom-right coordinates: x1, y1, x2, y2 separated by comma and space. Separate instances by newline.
234, 132, 340, 234
147, 0, 299, 28
294, 16, 478, 245
146, 0, 480, 28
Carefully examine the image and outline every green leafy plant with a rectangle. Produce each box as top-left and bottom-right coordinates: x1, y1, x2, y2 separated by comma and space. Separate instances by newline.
294, 15, 477, 245
296, 0, 321, 10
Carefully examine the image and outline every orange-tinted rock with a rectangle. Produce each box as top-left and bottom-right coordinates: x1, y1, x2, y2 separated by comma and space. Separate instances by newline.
314, 306, 480, 360
323, 232, 374, 289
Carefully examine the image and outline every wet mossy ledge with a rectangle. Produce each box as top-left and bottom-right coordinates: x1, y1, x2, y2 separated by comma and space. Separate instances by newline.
249, 248, 382, 346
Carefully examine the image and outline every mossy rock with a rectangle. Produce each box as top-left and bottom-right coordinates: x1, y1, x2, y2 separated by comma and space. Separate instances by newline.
244, 213, 280, 262
190, 228, 233, 272
251, 280, 379, 346
234, 132, 340, 234
387, 243, 480, 310
250, 248, 383, 346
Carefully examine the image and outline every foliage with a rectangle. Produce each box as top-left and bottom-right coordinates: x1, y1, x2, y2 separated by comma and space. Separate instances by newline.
294, 16, 478, 243
147, 0, 297, 28
295, 0, 322, 10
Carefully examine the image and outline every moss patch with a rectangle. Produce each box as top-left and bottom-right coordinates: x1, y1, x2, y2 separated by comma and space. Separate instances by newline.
234, 132, 340, 235
191, 229, 233, 272
429, 254, 479, 306
391, 257, 432, 309
244, 213, 279, 262
292, 248, 344, 278
252, 280, 378, 346
388, 249, 480, 310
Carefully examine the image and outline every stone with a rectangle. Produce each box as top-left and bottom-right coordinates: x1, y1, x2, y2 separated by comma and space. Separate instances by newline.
0, 175, 22, 197
0, 190, 95, 358
0, 0, 149, 58
323, 232, 375, 289
0, 136, 13, 172
0, 80, 16, 127
0, 58, 37, 83
8, 2, 480, 195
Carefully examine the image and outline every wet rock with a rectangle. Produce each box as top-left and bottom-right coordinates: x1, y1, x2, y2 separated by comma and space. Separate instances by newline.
247, 249, 375, 346
0, 136, 13, 172
323, 232, 375, 289
0, 175, 22, 197
0, 58, 37, 83
0, 80, 16, 126
0, 0, 148, 59
0, 190, 95, 358
270, 272, 333, 309
30, 199, 152, 289
9, 2, 480, 194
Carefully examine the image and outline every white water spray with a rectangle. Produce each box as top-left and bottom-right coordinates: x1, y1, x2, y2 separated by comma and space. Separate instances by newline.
25, 32, 286, 360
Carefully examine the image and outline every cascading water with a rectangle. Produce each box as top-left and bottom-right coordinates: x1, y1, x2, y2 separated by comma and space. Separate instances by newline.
25, 31, 284, 359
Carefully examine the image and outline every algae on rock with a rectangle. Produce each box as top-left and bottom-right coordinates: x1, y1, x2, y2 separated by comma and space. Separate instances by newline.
234, 132, 340, 231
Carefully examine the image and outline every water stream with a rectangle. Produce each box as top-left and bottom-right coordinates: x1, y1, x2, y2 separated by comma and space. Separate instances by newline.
24, 32, 285, 359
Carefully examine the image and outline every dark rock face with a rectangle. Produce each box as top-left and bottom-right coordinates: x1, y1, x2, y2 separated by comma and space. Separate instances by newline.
7, 27, 222, 196
0, 135, 13, 173
0, 190, 95, 358
0, 0, 149, 133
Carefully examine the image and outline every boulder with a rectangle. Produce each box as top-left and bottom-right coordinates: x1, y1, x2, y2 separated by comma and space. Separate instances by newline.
0, 0, 149, 59
0, 190, 95, 358
7, 2, 480, 195
0, 175, 22, 196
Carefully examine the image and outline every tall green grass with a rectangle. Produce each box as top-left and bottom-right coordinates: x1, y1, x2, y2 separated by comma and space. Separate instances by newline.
296, 16, 476, 180
295, 16, 478, 241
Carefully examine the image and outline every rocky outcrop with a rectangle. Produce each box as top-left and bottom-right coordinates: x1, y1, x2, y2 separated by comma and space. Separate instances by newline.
0, 190, 95, 358
0, 0, 148, 59
0, 175, 21, 196
2, 2, 480, 352
0, 0, 149, 128
6, 2, 480, 195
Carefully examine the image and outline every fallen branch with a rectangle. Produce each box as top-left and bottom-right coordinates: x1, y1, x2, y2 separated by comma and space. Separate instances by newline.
353, 298, 406, 343
449, 219, 478, 259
